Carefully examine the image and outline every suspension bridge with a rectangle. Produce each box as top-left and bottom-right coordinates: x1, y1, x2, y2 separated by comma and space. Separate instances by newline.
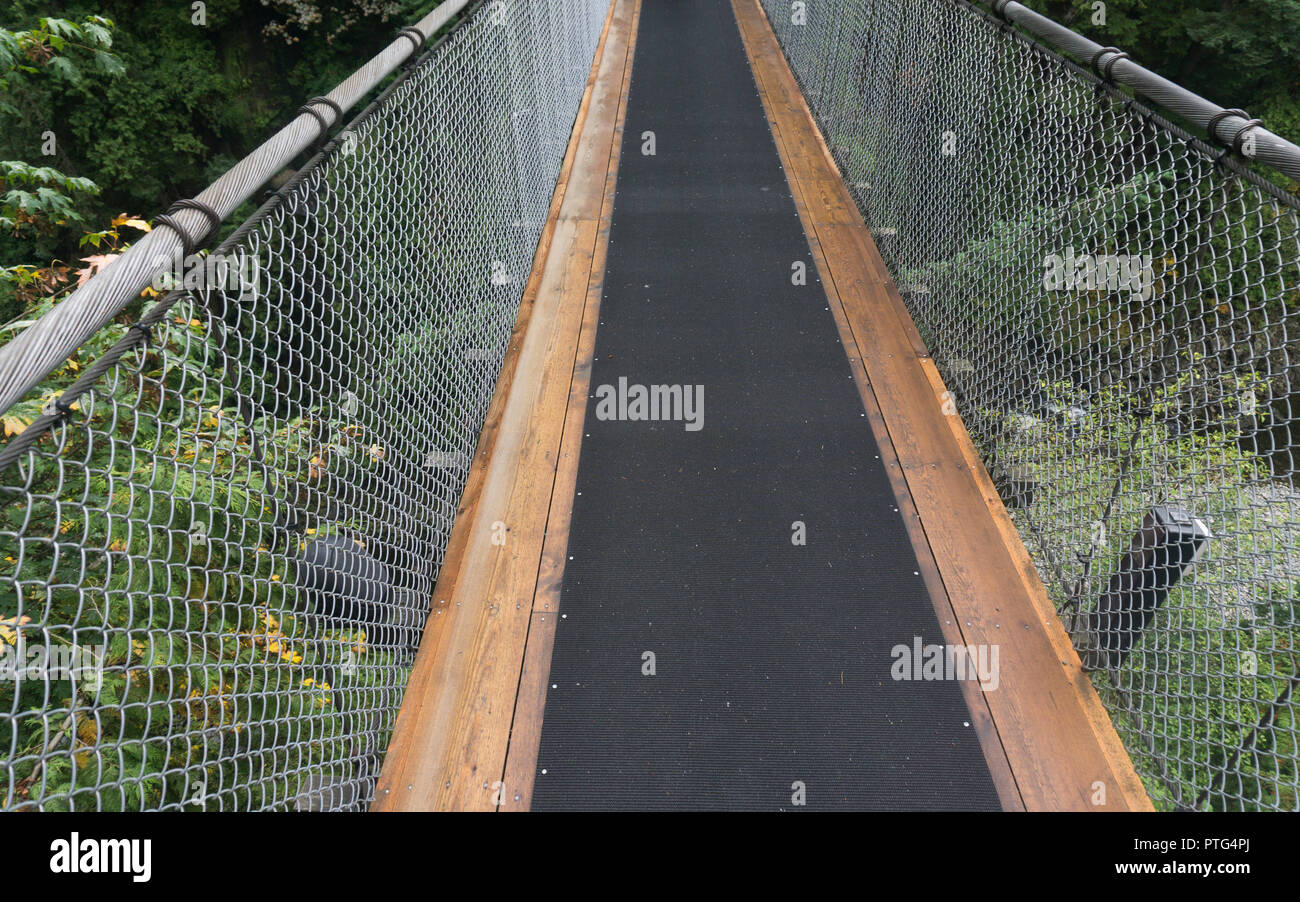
2, 0, 1297, 812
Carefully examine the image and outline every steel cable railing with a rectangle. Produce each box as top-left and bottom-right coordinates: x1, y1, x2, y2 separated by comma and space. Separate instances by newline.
0, 0, 607, 811
762, 0, 1300, 810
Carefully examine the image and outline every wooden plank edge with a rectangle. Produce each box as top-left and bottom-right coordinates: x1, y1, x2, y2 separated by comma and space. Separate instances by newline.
730, 0, 1023, 812
916, 358, 1154, 812
424, 0, 643, 809
733, 0, 1150, 812
498, 0, 643, 812
371, 0, 620, 812
424, 216, 599, 809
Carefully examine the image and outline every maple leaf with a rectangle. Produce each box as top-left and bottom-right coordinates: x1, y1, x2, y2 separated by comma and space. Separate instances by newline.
76, 253, 119, 285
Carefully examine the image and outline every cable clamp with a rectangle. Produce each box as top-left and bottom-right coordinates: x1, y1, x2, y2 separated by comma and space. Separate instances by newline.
129, 320, 155, 346
42, 395, 75, 422
153, 216, 196, 260
1206, 108, 1248, 146
153, 198, 222, 265
298, 96, 344, 152
397, 26, 427, 68
170, 199, 221, 247
305, 95, 343, 121
1089, 46, 1129, 82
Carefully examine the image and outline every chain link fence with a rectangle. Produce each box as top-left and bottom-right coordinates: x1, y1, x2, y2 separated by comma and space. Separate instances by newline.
762, 0, 1300, 810
0, 0, 606, 811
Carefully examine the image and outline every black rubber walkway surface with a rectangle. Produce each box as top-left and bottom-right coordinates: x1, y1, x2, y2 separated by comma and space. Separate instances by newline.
530, 0, 1001, 810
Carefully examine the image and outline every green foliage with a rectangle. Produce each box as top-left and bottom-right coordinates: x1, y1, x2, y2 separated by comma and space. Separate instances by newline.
0, 0, 437, 318
987, 373, 1296, 810
0, 281, 404, 810
866, 69, 1300, 807
0, 159, 99, 233
1025, 0, 1300, 171
0, 13, 124, 321
0, 14, 121, 98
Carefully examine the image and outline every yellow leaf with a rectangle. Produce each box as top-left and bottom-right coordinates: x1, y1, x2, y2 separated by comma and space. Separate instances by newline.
112, 213, 151, 232
0, 615, 31, 645
3, 415, 29, 437
74, 719, 100, 766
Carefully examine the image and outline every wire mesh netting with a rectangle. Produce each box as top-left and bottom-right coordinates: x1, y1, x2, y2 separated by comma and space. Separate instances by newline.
0, 0, 606, 811
762, 0, 1300, 810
